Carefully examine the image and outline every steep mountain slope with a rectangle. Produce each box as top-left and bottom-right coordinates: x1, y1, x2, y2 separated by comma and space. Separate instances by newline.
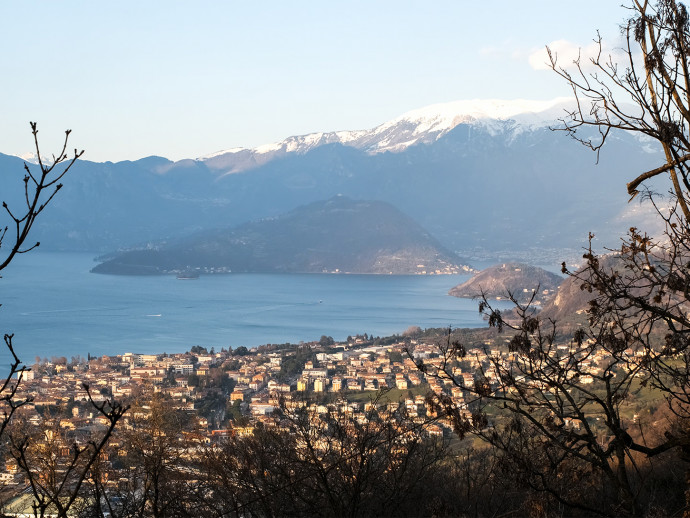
539, 255, 628, 322
92, 197, 466, 275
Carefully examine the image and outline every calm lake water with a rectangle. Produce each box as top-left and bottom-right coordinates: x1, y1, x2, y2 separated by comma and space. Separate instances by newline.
0, 252, 506, 363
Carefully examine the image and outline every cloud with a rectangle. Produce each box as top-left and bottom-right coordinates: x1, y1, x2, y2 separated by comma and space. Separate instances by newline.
529, 39, 633, 72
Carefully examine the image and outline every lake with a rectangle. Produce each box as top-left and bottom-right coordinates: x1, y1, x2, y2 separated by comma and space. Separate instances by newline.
0, 252, 507, 363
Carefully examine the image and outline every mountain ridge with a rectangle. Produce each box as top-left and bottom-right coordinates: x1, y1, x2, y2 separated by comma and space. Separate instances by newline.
197, 98, 578, 175
0, 98, 665, 255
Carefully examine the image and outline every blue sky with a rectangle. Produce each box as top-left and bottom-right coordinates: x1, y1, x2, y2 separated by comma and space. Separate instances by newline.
1, 2, 630, 162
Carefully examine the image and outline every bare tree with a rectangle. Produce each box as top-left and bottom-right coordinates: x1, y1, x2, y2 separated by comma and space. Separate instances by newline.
0, 122, 82, 270
0, 125, 130, 516
410, 274, 690, 516
405, 2, 690, 514
9, 386, 127, 518
549, 0, 690, 216
101, 392, 199, 518
196, 392, 450, 518
0, 123, 83, 442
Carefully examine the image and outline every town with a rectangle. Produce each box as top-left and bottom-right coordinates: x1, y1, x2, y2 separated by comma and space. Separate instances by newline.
0, 323, 620, 470
6, 333, 464, 449
0, 313, 670, 517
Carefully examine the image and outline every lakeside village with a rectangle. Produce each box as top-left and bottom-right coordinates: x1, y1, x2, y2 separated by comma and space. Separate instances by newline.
0, 328, 613, 487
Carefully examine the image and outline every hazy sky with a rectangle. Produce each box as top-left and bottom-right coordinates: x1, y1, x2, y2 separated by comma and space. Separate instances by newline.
1, 2, 630, 162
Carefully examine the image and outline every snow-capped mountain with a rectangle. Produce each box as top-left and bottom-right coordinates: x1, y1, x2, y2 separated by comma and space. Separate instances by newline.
12, 151, 42, 165
200, 98, 575, 175
0, 97, 664, 256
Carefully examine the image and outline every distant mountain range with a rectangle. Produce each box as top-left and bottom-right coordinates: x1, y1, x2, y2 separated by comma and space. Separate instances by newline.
198, 98, 575, 174
0, 98, 664, 257
91, 197, 467, 275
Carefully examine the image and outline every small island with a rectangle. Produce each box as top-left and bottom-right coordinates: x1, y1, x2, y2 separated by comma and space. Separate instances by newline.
448, 262, 563, 304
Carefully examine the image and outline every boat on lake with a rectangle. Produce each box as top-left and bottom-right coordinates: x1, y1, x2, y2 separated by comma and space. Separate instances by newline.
176, 271, 200, 280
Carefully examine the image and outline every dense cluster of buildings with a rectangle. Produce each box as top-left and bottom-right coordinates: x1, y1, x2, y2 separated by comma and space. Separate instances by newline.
6, 330, 617, 442
5, 337, 477, 441
0, 326, 632, 516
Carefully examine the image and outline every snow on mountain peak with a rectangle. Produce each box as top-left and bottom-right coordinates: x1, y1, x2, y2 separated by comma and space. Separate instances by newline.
397, 98, 572, 124
11, 151, 41, 165
378, 97, 574, 140
200, 98, 575, 173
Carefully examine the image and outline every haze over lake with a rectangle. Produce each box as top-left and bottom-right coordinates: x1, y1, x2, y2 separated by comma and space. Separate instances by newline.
0, 253, 507, 362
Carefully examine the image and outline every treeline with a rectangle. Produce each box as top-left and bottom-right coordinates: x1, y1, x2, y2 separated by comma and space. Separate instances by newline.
1, 387, 686, 517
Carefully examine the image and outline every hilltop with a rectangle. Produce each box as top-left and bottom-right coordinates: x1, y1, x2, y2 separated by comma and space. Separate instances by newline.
92, 196, 467, 276
449, 262, 563, 303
